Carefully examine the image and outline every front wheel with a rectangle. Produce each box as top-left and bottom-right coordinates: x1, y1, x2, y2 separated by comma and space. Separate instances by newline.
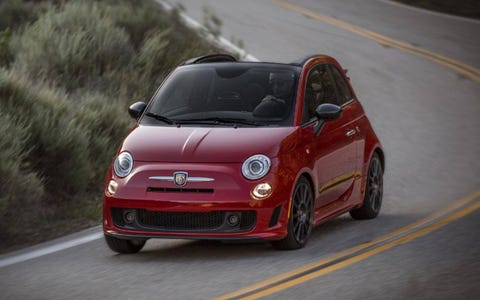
350, 152, 383, 220
105, 235, 147, 254
272, 176, 314, 250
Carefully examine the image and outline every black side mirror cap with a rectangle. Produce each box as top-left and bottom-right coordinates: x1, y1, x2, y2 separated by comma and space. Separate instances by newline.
128, 102, 146, 120
315, 103, 342, 121
313, 103, 342, 135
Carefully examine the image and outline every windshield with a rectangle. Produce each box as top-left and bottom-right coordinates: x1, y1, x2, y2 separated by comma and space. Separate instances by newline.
143, 63, 300, 127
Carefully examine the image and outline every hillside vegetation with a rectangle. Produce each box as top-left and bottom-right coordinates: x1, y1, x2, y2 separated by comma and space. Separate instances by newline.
394, 0, 480, 19
0, 0, 220, 253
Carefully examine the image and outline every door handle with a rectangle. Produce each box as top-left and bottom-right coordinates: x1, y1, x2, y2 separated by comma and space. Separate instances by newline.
346, 129, 356, 137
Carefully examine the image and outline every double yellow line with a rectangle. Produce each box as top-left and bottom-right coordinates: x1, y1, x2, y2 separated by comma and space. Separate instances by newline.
272, 0, 480, 82
215, 3, 480, 298
215, 189, 480, 299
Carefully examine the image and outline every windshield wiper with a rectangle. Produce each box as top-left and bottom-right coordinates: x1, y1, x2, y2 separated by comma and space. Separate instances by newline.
176, 117, 261, 127
145, 112, 177, 125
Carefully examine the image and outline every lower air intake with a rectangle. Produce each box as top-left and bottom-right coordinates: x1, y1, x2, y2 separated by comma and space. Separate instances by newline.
111, 208, 256, 233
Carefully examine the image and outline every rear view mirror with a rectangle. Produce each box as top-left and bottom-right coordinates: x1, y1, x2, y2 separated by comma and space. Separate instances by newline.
315, 103, 342, 121
128, 102, 146, 120
314, 103, 342, 135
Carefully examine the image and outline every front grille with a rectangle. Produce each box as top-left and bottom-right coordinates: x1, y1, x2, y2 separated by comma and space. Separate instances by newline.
147, 187, 214, 194
138, 210, 224, 230
111, 208, 256, 233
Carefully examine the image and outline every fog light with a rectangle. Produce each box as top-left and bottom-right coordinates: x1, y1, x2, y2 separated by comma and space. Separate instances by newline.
107, 180, 118, 195
124, 210, 136, 224
252, 183, 272, 199
227, 213, 240, 226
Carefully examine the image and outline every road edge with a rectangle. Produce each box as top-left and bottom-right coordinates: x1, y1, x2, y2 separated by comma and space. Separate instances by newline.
0, 225, 103, 268
155, 0, 259, 61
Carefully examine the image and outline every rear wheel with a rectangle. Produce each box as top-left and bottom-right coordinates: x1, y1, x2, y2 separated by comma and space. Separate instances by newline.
272, 176, 314, 250
350, 152, 383, 220
105, 235, 146, 254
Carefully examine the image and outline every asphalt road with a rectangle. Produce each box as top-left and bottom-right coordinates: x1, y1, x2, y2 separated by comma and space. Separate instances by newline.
1, 1, 479, 299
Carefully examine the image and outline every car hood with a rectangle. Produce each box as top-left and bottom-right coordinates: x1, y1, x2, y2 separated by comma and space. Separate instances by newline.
120, 125, 297, 163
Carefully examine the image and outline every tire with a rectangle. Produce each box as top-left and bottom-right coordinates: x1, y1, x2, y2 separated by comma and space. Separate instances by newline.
272, 176, 314, 250
104, 235, 146, 254
350, 152, 383, 220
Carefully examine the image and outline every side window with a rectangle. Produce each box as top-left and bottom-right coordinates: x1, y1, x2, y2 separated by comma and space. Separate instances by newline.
302, 64, 337, 123
330, 66, 352, 105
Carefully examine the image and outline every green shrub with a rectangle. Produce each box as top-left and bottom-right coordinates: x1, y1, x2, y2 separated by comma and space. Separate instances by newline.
2, 0, 223, 200
0, 0, 228, 251
134, 29, 171, 97
11, 0, 220, 101
0, 0, 37, 31
34, 111, 92, 196
105, 0, 170, 50
0, 28, 13, 67
106, 1, 219, 100
75, 93, 133, 186
12, 1, 134, 91
0, 111, 44, 216
0, 70, 91, 197
394, 0, 480, 19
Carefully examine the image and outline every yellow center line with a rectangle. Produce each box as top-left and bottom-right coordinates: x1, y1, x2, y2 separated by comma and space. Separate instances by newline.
272, 0, 480, 82
241, 200, 480, 300
216, 2, 478, 299
214, 188, 480, 300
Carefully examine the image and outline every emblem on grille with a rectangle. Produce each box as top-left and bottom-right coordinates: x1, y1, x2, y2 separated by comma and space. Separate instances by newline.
173, 172, 188, 187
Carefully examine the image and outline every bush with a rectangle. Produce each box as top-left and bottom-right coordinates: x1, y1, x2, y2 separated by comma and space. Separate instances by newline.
105, 0, 220, 100
105, 0, 170, 50
394, 0, 480, 19
0, 111, 43, 217
0, 28, 13, 67
3, 0, 221, 202
34, 112, 92, 196
133, 29, 171, 97
0, 70, 91, 197
0, 0, 37, 31
12, 1, 134, 91
75, 93, 133, 186
11, 0, 220, 101
0, 0, 227, 251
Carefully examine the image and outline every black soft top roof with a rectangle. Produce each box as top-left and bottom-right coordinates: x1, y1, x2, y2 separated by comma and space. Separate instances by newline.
181, 54, 237, 65
181, 53, 329, 67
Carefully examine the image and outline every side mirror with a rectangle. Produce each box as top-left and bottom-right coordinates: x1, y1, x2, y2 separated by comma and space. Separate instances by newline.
313, 103, 342, 135
315, 103, 342, 121
128, 102, 146, 120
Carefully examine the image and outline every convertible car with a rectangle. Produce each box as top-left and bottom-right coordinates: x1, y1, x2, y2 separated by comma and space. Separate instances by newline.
103, 54, 384, 253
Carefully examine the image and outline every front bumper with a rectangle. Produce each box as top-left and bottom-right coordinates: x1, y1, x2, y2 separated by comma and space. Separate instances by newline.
104, 198, 288, 240
103, 161, 292, 241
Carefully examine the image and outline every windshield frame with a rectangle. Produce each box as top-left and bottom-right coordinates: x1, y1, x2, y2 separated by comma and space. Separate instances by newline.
140, 62, 301, 128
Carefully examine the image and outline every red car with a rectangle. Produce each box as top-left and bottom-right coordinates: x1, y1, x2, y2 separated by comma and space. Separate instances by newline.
103, 54, 384, 253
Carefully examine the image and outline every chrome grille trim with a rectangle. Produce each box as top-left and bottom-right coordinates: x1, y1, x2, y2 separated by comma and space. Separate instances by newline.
149, 176, 214, 182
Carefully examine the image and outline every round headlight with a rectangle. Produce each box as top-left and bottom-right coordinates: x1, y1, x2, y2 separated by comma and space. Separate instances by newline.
242, 154, 271, 180
114, 152, 133, 178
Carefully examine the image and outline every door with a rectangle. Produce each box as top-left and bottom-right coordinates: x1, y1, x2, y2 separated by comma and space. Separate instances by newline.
300, 64, 358, 211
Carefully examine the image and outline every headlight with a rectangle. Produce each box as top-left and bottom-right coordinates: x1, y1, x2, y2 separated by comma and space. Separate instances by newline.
113, 152, 133, 178
242, 154, 271, 180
